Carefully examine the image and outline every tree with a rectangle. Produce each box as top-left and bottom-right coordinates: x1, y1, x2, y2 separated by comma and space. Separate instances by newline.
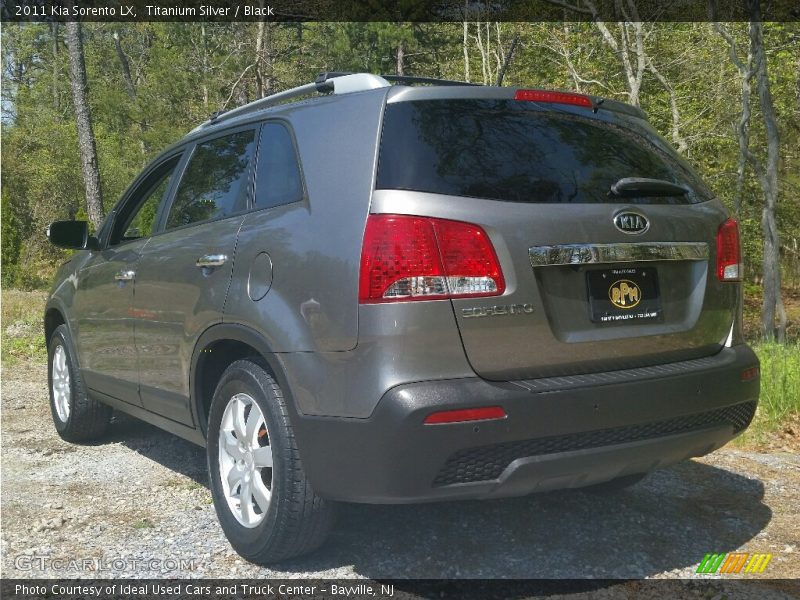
714, 7, 787, 341
750, 12, 786, 342
2, 20, 797, 313
64, 21, 104, 229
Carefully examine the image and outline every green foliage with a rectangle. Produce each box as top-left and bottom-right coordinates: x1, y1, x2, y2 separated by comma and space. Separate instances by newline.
756, 342, 800, 425
1, 21, 798, 292
736, 341, 800, 444
1, 189, 22, 286
0, 289, 47, 365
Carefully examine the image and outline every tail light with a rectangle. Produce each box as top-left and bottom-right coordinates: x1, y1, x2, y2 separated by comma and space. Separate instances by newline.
514, 89, 593, 108
717, 218, 742, 282
359, 214, 505, 303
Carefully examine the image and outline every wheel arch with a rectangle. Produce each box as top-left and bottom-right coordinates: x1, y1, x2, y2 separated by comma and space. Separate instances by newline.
44, 301, 80, 369
190, 323, 297, 440
44, 303, 67, 345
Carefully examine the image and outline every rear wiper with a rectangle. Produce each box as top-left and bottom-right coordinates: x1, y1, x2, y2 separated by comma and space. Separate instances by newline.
610, 177, 690, 198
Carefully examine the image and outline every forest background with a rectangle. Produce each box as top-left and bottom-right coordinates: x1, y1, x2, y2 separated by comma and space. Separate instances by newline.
1, 15, 798, 439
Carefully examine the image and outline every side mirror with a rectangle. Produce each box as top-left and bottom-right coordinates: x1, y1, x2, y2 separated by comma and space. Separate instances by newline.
46, 220, 99, 251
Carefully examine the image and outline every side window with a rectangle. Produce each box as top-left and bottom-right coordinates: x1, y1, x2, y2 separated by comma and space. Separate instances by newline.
166, 130, 256, 230
254, 123, 304, 210
110, 156, 180, 246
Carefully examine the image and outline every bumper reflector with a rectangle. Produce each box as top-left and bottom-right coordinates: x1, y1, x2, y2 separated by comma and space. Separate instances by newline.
741, 367, 760, 382
424, 406, 507, 425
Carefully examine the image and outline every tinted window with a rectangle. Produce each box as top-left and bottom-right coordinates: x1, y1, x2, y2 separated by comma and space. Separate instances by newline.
377, 100, 712, 204
255, 123, 303, 210
166, 130, 256, 229
111, 156, 179, 246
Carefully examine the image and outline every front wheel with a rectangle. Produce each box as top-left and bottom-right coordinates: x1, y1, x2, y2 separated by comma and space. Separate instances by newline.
207, 359, 335, 563
47, 324, 112, 442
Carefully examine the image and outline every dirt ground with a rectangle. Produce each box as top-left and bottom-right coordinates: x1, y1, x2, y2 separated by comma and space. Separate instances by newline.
1, 360, 798, 587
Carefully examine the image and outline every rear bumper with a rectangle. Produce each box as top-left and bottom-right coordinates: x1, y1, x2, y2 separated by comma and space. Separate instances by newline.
292, 344, 759, 503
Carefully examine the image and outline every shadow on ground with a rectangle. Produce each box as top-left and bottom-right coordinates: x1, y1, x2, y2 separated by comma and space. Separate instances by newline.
106, 415, 771, 579
105, 413, 210, 486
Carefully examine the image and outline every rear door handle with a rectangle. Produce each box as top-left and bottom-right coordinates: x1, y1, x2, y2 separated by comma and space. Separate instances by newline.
196, 254, 228, 268
114, 269, 135, 282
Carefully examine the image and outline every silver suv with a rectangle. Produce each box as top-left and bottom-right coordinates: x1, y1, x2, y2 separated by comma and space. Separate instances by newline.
45, 72, 760, 563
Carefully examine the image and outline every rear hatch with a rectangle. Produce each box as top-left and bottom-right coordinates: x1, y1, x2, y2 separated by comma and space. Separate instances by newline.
371, 89, 737, 380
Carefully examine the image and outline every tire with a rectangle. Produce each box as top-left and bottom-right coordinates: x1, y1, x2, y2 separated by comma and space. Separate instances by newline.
583, 473, 647, 493
47, 324, 112, 442
207, 359, 335, 564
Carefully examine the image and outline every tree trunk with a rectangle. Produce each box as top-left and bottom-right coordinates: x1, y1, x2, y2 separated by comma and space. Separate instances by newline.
712, 22, 754, 214
580, 0, 647, 107
475, 21, 489, 85
462, 11, 470, 82
64, 21, 104, 230
749, 11, 786, 341
112, 31, 136, 100
646, 60, 688, 154
496, 33, 519, 86
254, 1, 273, 98
50, 22, 60, 113
201, 24, 209, 111
396, 39, 404, 76
796, 53, 800, 110
734, 54, 754, 215
255, 20, 266, 97
112, 30, 148, 157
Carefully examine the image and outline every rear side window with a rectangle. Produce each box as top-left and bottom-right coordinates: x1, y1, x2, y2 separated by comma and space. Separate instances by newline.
254, 123, 303, 210
166, 129, 256, 229
377, 100, 712, 204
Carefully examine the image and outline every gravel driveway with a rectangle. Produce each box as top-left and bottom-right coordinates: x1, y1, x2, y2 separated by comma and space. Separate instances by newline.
2, 362, 798, 587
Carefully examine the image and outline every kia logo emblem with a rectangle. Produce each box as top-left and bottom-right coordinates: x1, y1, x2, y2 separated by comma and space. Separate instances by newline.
613, 212, 649, 234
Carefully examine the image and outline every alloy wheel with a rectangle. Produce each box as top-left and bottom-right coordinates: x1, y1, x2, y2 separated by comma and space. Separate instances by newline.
217, 393, 273, 528
52, 345, 71, 422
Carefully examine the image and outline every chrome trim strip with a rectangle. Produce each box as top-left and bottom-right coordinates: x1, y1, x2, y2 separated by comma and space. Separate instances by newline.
529, 242, 709, 267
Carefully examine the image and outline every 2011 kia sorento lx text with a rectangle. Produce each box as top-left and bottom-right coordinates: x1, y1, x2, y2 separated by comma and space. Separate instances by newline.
45, 72, 760, 563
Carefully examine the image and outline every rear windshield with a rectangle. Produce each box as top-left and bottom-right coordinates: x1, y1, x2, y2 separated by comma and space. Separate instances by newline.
376, 100, 712, 204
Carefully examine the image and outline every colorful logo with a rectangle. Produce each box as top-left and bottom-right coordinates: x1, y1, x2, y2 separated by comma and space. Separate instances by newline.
696, 552, 772, 574
608, 280, 641, 309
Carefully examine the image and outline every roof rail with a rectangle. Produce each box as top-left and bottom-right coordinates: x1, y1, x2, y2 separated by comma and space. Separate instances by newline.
316, 72, 478, 88
194, 72, 477, 131
381, 75, 478, 87
194, 73, 391, 131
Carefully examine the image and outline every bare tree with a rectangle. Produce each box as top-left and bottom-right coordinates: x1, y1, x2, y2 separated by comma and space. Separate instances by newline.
578, 0, 647, 106
254, 8, 274, 98
646, 58, 689, 154
201, 24, 209, 111
496, 32, 519, 86
714, 10, 786, 341
712, 22, 753, 214
112, 30, 137, 101
462, 3, 470, 82
64, 21, 104, 229
112, 28, 149, 157
750, 11, 786, 342
470, 21, 518, 86
50, 22, 60, 113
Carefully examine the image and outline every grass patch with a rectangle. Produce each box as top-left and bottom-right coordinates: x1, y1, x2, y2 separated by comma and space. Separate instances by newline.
740, 341, 800, 441
1, 289, 48, 365
132, 518, 155, 529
